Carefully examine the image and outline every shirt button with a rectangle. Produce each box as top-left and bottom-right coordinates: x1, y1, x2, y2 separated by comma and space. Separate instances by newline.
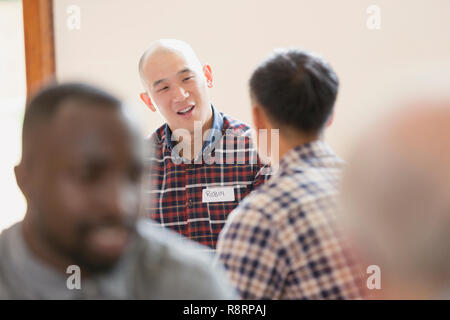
187, 199, 193, 208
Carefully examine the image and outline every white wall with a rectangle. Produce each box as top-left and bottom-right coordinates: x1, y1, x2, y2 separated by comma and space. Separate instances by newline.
0, 0, 26, 231
53, 0, 450, 159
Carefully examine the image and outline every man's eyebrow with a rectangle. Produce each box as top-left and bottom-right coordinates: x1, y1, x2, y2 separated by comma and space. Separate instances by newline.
177, 68, 192, 75
152, 69, 192, 88
153, 78, 166, 88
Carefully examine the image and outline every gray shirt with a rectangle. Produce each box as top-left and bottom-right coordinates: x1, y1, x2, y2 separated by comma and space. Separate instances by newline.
0, 220, 237, 299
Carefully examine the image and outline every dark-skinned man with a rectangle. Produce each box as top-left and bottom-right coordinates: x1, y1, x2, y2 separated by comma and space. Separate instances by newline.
0, 83, 235, 299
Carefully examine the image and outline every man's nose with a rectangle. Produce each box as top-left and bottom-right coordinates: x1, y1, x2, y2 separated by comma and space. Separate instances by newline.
172, 86, 189, 102
99, 181, 136, 221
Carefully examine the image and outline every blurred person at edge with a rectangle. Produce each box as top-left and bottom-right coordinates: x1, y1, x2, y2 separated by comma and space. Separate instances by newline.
341, 99, 450, 299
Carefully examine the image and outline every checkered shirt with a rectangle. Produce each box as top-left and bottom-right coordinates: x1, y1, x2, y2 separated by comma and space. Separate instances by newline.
144, 106, 269, 250
216, 140, 363, 299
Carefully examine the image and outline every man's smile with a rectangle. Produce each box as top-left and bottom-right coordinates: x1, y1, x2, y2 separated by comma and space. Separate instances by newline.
177, 104, 195, 117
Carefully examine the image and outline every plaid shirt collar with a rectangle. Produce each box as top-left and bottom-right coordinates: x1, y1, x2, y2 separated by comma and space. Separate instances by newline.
163, 104, 223, 152
275, 140, 341, 177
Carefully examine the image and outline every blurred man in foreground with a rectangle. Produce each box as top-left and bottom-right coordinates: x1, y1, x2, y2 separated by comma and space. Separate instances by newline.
341, 100, 450, 299
216, 48, 363, 299
0, 83, 235, 299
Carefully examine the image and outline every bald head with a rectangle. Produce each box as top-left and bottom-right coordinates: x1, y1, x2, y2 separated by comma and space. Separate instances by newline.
342, 100, 450, 297
139, 39, 203, 88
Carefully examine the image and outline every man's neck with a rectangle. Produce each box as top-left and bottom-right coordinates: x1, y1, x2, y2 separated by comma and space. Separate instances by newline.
278, 133, 320, 161
22, 214, 74, 275
177, 108, 214, 161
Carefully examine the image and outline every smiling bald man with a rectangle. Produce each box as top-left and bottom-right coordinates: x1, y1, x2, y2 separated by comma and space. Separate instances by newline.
139, 39, 269, 250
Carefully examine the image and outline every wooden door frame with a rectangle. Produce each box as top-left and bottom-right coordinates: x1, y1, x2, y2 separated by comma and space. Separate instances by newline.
22, 0, 56, 101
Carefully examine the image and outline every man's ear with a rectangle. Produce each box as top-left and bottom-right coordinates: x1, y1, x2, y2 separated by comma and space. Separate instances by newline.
252, 104, 270, 132
14, 163, 29, 200
203, 64, 213, 88
140, 92, 157, 112
251, 105, 261, 132
251, 104, 275, 165
326, 112, 334, 128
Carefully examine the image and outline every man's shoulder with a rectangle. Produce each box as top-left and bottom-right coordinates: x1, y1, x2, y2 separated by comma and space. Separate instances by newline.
0, 223, 20, 299
146, 123, 166, 144
132, 220, 236, 299
0, 223, 20, 257
135, 220, 213, 262
239, 171, 293, 207
225, 182, 279, 224
228, 166, 337, 224
221, 113, 253, 137
143, 124, 168, 160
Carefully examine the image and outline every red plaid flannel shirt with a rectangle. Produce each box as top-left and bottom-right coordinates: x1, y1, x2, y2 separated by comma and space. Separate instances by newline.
144, 107, 269, 249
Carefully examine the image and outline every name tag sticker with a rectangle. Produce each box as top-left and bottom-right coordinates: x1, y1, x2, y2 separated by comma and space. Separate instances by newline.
202, 187, 235, 203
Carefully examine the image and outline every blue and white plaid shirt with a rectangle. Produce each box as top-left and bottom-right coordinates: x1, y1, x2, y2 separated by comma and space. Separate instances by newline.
216, 140, 362, 299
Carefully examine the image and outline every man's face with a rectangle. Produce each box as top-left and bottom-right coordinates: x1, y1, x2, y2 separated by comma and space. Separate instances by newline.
25, 102, 143, 273
142, 50, 212, 134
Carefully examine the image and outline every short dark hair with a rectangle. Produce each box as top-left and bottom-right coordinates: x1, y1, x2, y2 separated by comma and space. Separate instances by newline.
22, 82, 121, 161
249, 49, 339, 134
23, 82, 121, 134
